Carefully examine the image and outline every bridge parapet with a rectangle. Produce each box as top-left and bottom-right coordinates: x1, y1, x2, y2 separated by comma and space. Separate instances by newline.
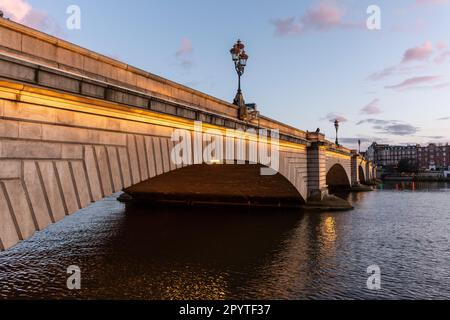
0, 18, 307, 141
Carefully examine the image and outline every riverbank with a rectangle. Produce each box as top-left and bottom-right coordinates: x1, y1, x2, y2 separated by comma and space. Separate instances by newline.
382, 176, 450, 182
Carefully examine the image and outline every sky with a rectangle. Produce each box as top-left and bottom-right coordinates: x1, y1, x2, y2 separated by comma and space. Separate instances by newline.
1, 0, 449, 151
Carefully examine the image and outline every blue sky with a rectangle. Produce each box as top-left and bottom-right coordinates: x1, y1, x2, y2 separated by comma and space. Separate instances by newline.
2, 0, 450, 150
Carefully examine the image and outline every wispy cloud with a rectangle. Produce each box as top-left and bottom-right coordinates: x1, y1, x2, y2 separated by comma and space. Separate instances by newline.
402, 41, 434, 63
357, 118, 420, 136
385, 75, 442, 90
361, 99, 382, 115
271, 17, 302, 36
0, 0, 62, 35
437, 116, 450, 120
434, 50, 450, 64
321, 112, 348, 123
415, 0, 449, 5
271, 1, 360, 37
175, 38, 194, 70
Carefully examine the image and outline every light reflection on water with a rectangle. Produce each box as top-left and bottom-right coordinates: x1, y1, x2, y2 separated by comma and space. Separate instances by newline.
1, 182, 450, 299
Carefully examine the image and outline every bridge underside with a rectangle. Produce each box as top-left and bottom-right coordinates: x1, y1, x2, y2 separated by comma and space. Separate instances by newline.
125, 163, 304, 207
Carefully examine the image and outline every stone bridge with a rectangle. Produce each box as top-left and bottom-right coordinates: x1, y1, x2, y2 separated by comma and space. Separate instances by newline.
0, 19, 375, 250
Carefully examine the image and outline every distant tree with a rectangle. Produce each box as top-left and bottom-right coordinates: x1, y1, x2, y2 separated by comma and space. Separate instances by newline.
397, 158, 418, 173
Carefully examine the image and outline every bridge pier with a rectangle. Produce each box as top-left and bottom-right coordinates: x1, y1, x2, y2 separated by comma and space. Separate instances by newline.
305, 133, 353, 211
350, 154, 374, 191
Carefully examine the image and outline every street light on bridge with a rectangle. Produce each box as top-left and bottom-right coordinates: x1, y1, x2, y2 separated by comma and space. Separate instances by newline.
230, 40, 248, 107
230, 39, 259, 122
334, 119, 340, 146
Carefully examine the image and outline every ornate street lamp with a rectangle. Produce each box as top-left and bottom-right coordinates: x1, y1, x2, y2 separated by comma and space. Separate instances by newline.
334, 119, 340, 146
230, 40, 249, 119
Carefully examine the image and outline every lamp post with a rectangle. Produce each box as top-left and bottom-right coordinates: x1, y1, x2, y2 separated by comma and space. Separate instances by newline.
334, 119, 340, 146
230, 40, 249, 119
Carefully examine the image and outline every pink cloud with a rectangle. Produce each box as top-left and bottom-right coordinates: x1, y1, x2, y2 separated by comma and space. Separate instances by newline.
436, 42, 447, 50
0, 0, 61, 35
415, 0, 449, 5
271, 1, 360, 37
385, 76, 441, 90
321, 112, 348, 123
301, 2, 344, 30
271, 17, 302, 36
361, 99, 382, 115
434, 51, 450, 64
175, 38, 194, 69
176, 38, 193, 57
402, 42, 434, 63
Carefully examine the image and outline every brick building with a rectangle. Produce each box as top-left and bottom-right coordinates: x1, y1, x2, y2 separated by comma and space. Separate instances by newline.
367, 142, 450, 170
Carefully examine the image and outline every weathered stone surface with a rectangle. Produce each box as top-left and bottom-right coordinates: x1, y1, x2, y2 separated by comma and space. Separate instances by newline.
117, 147, 132, 188
0, 26, 22, 51
70, 161, 91, 208
55, 161, 79, 215
135, 135, 148, 181
0, 183, 21, 250
23, 161, 52, 229
0, 60, 35, 82
0, 119, 19, 138
161, 138, 171, 173
38, 161, 66, 221
61, 144, 83, 159
0, 160, 21, 179
95, 146, 113, 196
4, 102, 56, 123
127, 135, 141, 184
19, 122, 42, 140
84, 146, 102, 201
106, 146, 122, 192
2, 180, 36, 240
144, 136, 157, 178
152, 137, 163, 175
1, 140, 62, 159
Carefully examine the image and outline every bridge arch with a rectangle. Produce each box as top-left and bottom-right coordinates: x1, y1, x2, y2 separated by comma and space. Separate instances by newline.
125, 162, 305, 206
358, 165, 366, 184
326, 163, 351, 188
0, 129, 308, 251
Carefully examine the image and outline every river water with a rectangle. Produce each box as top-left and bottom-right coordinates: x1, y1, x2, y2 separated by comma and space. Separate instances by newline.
1, 182, 450, 300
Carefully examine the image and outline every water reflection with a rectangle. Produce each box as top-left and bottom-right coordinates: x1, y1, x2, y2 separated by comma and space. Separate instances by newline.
1, 182, 450, 299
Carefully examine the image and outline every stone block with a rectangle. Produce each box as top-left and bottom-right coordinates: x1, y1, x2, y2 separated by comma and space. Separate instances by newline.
135, 135, 148, 181
22, 35, 57, 61
127, 135, 141, 184
106, 146, 122, 192
0, 60, 36, 82
0, 140, 62, 159
0, 160, 21, 179
37, 161, 66, 221
56, 47, 84, 70
23, 161, 52, 229
152, 137, 163, 175
38, 70, 80, 93
4, 102, 56, 123
19, 121, 42, 140
95, 146, 113, 196
0, 183, 20, 250
61, 144, 83, 159
84, 146, 102, 201
144, 136, 157, 178
55, 161, 79, 215
0, 119, 19, 138
0, 26, 22, 51
117, 147, 132, 188
2, 180, 36, 240
70, 161, 91, 208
